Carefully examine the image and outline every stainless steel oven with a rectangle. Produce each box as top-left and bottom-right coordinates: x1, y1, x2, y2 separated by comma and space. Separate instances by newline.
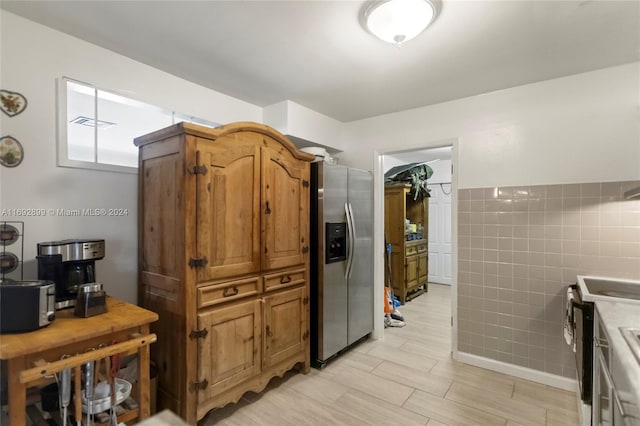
570, 283, 594, 404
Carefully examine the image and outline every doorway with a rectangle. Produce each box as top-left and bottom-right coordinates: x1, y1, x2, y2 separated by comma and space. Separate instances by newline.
373, 140, 459, 357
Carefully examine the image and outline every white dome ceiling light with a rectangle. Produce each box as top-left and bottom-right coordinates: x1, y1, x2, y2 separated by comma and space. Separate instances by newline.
363, 0, 439, 46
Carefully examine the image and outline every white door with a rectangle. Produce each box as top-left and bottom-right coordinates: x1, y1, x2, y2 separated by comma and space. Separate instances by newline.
427, 184, 452, 285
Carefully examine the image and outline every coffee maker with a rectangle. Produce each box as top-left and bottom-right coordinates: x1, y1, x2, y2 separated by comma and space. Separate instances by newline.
37, 239, 105, 309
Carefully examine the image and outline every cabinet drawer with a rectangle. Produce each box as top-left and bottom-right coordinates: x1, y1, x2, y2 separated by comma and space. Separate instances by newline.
263, 268, 306, 292
406, 245, 418, 256
198, 277, 260, 309
417, 243, 427, 254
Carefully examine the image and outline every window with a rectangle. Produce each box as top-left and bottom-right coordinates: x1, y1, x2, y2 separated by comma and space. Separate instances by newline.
58, 77, 218, 173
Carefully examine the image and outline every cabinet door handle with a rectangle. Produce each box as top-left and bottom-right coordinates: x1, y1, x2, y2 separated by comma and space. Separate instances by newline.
223, 286, 239, 297
280, 276, 292, 284
613, 389, 628, 418
265, 201, 271, 215
595, 337, 609, 348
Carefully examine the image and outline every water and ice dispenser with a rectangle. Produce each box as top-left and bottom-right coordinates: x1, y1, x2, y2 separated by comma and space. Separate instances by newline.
325, 222, 347, 264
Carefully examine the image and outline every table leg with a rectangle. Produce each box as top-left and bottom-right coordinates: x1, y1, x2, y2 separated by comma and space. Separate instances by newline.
8, 357, 26, 426
138, 325, 152, 420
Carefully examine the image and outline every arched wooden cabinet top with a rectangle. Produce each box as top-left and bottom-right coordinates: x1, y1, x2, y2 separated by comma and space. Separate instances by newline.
133, 121, 316, 162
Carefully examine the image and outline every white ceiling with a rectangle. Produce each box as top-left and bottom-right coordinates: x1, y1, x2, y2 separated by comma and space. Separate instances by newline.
2, 0, 639, 122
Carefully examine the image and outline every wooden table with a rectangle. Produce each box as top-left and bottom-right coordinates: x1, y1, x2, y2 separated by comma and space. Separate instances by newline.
0, 297, 158, 425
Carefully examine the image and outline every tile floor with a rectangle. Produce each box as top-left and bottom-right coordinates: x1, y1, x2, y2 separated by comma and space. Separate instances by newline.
200, 284, 579, 425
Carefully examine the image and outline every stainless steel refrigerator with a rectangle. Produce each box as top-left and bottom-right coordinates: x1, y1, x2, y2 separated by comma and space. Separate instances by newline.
310, 162, 374, 367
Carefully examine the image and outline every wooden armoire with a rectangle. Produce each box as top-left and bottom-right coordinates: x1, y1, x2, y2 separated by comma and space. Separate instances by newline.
384, 184, 429, 304
134, 122, 314, 423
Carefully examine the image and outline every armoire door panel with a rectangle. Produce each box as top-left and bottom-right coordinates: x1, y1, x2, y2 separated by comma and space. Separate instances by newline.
196, 138, 261, 281
405, 256, 418, 289
142, 155, 180, 277
263, 286, 305, 369
197, 299, 261, 402
262, 147, 309, 271
418, 253, 428, 285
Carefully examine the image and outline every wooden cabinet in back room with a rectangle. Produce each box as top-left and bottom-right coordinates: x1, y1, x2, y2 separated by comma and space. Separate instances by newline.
384, 184, 429, 304
134, 122, 314, 423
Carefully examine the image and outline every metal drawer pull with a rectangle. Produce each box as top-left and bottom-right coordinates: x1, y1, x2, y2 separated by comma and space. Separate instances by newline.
280, 275, 292, 284
223, 286, 239, 297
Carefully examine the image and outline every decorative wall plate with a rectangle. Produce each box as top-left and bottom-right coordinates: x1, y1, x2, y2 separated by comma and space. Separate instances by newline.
0, 224, 20, 245
0, 90, 28, 117
0, 136, 24, 168
0, 252, 19, 274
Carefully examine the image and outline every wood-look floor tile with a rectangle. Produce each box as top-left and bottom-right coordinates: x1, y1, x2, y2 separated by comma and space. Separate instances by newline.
371, 360, 452, 397
334, 388, 429, 426
256, 387, 368, 426
403, 389, 508, 425
545, 406, 580, 426
321, 362, 415, 406
400, 339, 452, 361
426, 419, 449, 426
330, 348, 384, 372
205, 393, 300, 425
388, 326, 451, 345
445, 382, 546, 426
429, 359, 515, 397
512, 379, 577, 412
287, 369, 351, 405
366, 343, 438, 372
367, 331, 409, 350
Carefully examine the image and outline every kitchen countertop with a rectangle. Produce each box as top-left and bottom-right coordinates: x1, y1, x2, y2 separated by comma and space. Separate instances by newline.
595, 300, 640, 406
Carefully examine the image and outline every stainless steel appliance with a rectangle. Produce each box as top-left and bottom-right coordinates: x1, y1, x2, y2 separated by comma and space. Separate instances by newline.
568, 275, 640, 425
74, 282, 107, 318
0, 280, 55, 333
310, 162, 374, 367
36, 239, 105, 309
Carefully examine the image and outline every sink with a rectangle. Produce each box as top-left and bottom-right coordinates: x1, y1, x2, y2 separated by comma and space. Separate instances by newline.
620, 327, 640, 364
577, 276, 640, 304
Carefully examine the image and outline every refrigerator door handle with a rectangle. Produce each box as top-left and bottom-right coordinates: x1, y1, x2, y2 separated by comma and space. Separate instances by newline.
345, 202, 354, 279
347, 203, 356, 280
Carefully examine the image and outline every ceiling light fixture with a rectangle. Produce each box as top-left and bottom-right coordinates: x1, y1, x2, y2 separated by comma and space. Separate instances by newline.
363, 0, 439, 46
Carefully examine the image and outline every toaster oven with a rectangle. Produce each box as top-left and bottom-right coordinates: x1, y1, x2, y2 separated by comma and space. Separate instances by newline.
0, 280, 56, 333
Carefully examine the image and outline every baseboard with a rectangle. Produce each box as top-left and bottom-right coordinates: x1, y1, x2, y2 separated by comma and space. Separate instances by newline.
455, 351, 577, 392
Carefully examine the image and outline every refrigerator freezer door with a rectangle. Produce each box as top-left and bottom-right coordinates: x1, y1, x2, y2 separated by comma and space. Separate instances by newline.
318, 163, 349, 361
347, 168, 374, 345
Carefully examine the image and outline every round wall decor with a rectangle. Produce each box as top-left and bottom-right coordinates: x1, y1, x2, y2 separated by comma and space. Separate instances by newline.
0, 136, 24, 168
0, 90, 28, 117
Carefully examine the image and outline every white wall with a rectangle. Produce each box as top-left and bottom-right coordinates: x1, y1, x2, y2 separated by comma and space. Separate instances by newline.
0, 12, 261, 303
264, 100, 345, 151
426, 160, 451, 184
340, 62, 640, 188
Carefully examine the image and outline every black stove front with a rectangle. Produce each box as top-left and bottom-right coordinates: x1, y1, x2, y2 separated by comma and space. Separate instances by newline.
570, 283, 594, 404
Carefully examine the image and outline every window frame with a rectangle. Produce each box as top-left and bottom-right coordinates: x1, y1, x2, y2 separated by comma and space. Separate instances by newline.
57, 77, 218, 174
